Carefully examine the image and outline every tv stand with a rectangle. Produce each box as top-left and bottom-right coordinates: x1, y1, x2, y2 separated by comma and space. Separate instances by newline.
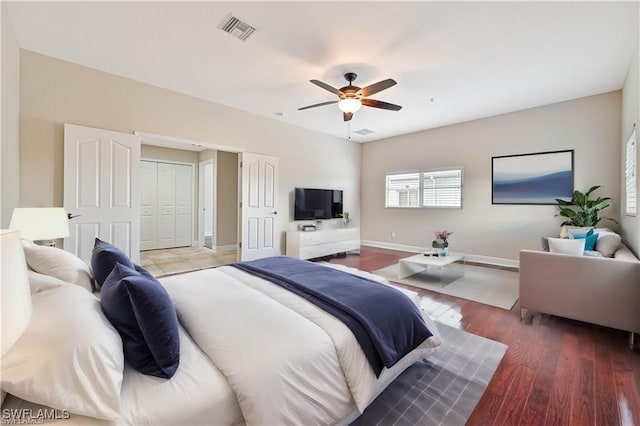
286, 228, 360, 260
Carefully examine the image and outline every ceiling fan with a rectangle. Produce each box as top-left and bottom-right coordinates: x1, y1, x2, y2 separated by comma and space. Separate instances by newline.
298, 72, 402, 122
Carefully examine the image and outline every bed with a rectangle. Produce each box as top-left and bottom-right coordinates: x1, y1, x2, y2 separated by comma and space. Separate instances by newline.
1, 240, 441, 425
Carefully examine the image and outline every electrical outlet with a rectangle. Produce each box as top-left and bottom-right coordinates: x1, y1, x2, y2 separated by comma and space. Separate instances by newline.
391, 231, 396, 238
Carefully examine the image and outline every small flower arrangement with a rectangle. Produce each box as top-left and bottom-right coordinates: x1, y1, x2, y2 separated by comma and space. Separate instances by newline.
434, 230, 453, 241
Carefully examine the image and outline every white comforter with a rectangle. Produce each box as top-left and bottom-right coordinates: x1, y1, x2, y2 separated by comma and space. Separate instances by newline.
160, 263, 441, 425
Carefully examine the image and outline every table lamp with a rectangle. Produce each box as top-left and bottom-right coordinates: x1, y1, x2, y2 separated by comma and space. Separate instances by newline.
9, 208, 70, 247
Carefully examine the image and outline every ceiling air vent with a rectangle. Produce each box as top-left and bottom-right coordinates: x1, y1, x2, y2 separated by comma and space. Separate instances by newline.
218, 15, 256, 41
354, 128, 375, 136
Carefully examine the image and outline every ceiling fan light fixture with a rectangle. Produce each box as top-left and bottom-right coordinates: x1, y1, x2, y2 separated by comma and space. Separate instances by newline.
338, 98, 362, 113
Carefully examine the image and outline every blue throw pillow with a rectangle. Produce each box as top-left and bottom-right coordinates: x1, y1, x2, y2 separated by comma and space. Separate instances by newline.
100, 263, 180, 379
570, 229, 599, 251
91, 238, 135, 287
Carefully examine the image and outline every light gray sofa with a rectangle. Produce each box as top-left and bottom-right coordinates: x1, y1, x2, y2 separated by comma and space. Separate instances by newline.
519, 244, 640, 344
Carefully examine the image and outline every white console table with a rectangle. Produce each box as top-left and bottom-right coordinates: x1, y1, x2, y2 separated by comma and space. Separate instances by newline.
286, 228, 360, 260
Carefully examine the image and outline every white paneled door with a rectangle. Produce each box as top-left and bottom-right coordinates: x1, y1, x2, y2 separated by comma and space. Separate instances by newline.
63, 124, 140, 264
139, 160, 193, 250
240, 153, 279, 261
140, 161, 158, 250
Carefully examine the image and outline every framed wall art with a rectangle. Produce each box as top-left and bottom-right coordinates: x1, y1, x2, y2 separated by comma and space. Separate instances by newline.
492, 149, 574, 205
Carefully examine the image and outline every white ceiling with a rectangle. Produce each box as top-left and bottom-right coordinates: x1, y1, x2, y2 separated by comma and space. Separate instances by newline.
4, 1, 639, 143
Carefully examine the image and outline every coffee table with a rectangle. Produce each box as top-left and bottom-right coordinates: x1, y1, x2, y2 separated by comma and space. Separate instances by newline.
398, 252, 465, 282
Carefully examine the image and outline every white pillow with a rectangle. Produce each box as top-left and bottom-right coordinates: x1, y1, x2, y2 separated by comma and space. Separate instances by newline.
548, 237, 585, 256
23, 244, 93, 292
595, 231, 622, 257
1, 285, 124, 420
27, 270, 67, 294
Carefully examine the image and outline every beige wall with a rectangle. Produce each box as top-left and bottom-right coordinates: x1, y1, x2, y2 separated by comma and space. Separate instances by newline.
1, 5, 20, 227
216, 151, 238, 246
141, 145, 200, 165
621, 41, 640, 256
18, 50, 361, 252
361, 92, 622, 262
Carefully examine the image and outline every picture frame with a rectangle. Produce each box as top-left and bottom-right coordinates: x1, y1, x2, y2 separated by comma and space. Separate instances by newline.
491, 149, 574, 205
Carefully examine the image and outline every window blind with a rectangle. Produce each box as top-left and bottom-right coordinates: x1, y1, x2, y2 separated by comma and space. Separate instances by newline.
386, 169, 463, 208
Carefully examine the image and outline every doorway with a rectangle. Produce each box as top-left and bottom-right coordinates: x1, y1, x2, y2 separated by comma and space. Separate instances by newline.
199, 160, 215, 249
136, 132, 241, 265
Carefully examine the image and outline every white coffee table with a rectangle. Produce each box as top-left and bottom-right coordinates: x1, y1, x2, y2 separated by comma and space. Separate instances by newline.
398, 252, 465, 282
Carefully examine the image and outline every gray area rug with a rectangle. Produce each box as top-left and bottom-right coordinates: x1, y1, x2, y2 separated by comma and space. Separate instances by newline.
373, 263, 519, 310
352, 322, 507, 426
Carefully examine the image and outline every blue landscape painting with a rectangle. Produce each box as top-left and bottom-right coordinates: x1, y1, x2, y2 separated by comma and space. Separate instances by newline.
492, 150, 574, 204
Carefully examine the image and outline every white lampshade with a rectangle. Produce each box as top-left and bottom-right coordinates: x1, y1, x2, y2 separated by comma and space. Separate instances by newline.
338, 98, 362, 113
9, 208, 70, 241
1, 229, 32, 356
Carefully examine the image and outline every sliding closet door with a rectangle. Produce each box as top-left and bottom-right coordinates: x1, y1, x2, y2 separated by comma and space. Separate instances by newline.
156, 163, 177, 249
139, 161, 193, 250
174, 164, 193, 247
140, 161, 158, 250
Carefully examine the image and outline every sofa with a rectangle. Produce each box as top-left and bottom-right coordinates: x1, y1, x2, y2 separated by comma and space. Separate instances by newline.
519, 235, 640, 345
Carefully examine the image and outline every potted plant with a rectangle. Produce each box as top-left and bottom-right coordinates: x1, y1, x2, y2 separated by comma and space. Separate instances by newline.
554, 185, 618, 227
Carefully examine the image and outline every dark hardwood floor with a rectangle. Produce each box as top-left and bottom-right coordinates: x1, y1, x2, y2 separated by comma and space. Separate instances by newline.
329, 246, 640, 426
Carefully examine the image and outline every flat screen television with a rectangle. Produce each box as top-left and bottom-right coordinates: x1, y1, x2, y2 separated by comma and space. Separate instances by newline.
294, 188, 343, 220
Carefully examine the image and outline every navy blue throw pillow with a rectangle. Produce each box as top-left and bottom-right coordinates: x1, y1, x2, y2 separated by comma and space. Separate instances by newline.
91, 238, 135, 287
100, 263, 180, 378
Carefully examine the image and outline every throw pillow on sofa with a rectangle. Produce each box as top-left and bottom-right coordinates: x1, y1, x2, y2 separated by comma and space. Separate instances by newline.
568, 229, 599, 251
548, 237, 585, 256
595, 231, 622, 257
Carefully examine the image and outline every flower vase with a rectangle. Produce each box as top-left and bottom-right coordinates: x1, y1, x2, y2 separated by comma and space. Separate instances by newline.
439, 241, 449, 257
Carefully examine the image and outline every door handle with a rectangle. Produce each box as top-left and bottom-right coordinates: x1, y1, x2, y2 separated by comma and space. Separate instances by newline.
273, 211, 278, 215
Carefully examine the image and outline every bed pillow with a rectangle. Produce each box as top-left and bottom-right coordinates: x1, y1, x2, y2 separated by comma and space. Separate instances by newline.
101, 263, 180, 379
27, 269, 68, 294
1, 285, 124, 420
23, 244, 93, 292
92, 238, 135, 287
548, 237, 585, 256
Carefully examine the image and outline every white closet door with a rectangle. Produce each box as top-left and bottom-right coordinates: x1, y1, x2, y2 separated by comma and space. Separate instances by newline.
156, 163, 176, 249
174, 164, 193, 247
140, 161, 158, 250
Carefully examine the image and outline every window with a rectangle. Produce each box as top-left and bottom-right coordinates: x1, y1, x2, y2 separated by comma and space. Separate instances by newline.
386, 168, 463, 208
626, 127, 637, 216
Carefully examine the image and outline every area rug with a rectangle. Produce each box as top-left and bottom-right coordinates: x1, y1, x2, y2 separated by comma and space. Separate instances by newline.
373, 262, 519, 310
352, 322, 507, 426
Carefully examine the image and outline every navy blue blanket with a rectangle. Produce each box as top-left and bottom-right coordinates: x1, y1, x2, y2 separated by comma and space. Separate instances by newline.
230, 256, 432, 376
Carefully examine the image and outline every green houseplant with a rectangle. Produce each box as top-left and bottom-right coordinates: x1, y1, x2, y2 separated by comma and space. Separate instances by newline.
554, 185, 618, 227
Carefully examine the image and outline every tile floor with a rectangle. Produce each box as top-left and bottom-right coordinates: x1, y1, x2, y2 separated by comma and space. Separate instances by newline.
139, 246, 237, 277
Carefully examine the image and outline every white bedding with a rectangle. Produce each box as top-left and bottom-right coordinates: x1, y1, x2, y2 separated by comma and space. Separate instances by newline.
160, 263, 441, 425
2, 261, 440, 425
2, 325, 242, 426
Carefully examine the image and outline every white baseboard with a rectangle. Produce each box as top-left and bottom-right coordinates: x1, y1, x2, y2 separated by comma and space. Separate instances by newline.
212, 244, 237, 253
361, 240, 519, 269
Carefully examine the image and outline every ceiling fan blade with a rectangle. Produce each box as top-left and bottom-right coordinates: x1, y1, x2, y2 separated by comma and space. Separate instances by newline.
343, 112, 353, 122
362, 98, 402, 111
358, 79, 397, 97
298, 100, 338, 111
310, 80, 341, 95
